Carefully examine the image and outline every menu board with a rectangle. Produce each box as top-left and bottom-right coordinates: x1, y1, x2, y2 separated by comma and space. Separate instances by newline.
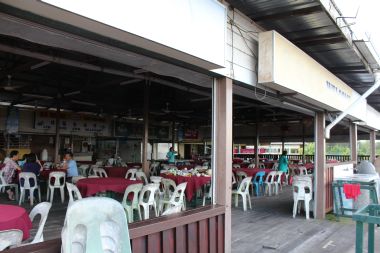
34, 111, 109, 135
114, 120, 170, 139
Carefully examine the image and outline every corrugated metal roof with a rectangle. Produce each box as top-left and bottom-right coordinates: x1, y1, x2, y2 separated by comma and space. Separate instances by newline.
227, 0, 380, 110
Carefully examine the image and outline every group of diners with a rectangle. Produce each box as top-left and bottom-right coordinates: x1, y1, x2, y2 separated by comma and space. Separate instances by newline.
0, 150, 79, 200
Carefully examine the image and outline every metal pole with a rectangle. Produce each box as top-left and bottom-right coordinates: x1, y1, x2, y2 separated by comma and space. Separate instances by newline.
325, 73, 380, 139
54, 99, 61, 163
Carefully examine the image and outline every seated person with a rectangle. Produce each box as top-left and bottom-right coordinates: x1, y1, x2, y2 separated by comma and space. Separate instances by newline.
62, 151, 79, 182
21, 153, 43, 188
18, 154, 28, 168
3, 150, 21, 200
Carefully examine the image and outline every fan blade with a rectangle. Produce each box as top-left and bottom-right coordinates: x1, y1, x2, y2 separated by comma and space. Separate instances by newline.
172, 110, 193, 114
150, 111, 166, 116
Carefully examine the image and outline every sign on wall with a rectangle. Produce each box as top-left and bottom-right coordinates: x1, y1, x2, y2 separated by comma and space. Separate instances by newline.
258, 31, 367, 121
114, 121, 170, 139
34, 111, 109, 135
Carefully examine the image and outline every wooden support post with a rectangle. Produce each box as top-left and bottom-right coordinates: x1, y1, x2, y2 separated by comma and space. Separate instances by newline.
350, 122, 358, 163
171, 121, 176, 148
54, 101, 61, 163
142, 83, 150, 174
212, 77, 232, 253
370, 130, 376, 163
314, 112, 326, 219
255, 124, 260, 168
302, 123, 306, 163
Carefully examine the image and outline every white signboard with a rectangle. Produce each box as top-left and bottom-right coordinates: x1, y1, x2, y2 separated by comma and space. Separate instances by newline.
41, 0, 226, 68
34, 111, 109, 135
333, 163, 354, 179
258, 31, 367, 121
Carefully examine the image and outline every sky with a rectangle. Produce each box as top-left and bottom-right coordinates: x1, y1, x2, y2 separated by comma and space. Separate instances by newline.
333, 0, 380, 59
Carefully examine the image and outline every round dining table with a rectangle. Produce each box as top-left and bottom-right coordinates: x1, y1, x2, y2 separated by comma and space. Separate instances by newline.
0, 204, 33, 240
76, 177, 142, 197
160, 173, 211, 201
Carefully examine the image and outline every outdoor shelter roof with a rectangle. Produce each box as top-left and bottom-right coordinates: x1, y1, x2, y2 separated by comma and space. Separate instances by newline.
227, 0, 380, 110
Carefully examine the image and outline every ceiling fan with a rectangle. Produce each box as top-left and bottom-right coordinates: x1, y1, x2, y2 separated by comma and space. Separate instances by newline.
0, 75, 25, 91
150, 102, 193, 118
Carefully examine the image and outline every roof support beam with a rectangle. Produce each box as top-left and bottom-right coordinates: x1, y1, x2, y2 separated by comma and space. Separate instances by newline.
252, 5, 323, 22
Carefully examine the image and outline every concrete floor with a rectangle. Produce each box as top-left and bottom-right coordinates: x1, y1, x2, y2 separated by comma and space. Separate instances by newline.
231, 186, 380, 253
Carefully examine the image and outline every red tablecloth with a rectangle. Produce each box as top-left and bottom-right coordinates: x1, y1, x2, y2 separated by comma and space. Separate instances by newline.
176, 164, 195, 170
232, 168, 272, 178
39, 169, 67, 181
104, 166, 130, 178
0, 204, 33, 240
77, 177, 142, 197
161, 173, 211, 201
263, 162, 275, 169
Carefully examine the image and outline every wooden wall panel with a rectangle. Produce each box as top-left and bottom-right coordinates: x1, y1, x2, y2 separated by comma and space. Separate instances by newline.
175, 225, 187, 252
217, 214, 225, 253
147, 232, 161, 253
187, 223, 198, 253
132, 236, 146, 253
198, 219, 209, 253
162, 228, 175, 253
209, 216, 217, 253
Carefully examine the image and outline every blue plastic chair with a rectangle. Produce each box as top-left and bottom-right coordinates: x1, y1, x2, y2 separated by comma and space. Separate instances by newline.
252, 171, 266, 196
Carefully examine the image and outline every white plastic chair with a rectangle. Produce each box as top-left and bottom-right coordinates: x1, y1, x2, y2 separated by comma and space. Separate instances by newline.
138, 183, 160, 220
121, 183, 143, 223
264, 171, 277, 196
292, 178, 313, 219
258, 163, 265, 169
236, 171, 253, 194
19, 172, 41, 206
46, 171, 66, 203
72, 176, 86, 185
161, 206, 182, 216
202, 183, 212, 206
235, 171, 248, 186
159, 179, 184, 213
0, 229, 23, 250
28, 202, 52, 244
93, 168, 108, 178
66, 183, 82, 205
78, 165, 90, 176
0, 169, 19, 201
299, 166, 308, 176
272, 163, 279, 171
232, 177, 252, 211
150, 176, 162, 185
149, 162, 160, 176
95, 161, 104, 166
125, 169, 137, 180
274, 171, 284, 195
232, 173, 237, 187
247, 163, 255, 169
159, 182, 187, 214
135, 171, 148, 185
61, 197, 131, 253
232, 164, 241, 169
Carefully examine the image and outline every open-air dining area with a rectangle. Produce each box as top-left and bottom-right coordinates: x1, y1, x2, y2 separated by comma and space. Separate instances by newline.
1, 1, 380, 253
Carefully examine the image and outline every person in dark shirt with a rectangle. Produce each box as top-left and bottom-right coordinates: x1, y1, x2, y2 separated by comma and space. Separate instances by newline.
21, 153, 42, 187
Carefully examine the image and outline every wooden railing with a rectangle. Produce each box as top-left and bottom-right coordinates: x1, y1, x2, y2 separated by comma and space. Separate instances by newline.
6, 205, 225, 253
129, 205, 225, 253
234, 154, 370, 163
